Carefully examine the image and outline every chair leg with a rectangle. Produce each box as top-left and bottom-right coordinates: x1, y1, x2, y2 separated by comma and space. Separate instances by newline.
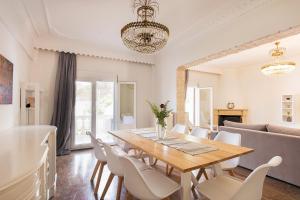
94, 162, 106, 194
100, 172, 115, 199
116, 176, 124, 200
141, 157, 146, 164
137, 150, 146, 164
228, 169, 235, 177
167, 167, 174, 176
90, 160, 100, 182
151, 158, 158, 166
126, 190, 133, 200
166, 164, 169, 175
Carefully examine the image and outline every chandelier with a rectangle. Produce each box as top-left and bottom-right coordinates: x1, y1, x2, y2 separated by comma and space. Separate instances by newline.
261, 42, 296, 75
121, 0, 169, 54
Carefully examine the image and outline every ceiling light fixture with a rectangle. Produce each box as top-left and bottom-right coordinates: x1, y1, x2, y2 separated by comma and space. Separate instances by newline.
261, 42, 296, 75
121, 0, 169, 54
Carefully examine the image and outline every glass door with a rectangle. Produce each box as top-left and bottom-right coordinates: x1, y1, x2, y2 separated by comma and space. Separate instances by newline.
185, 87, 213, 130
199, 88, 213, 130
74, 81, 92, 148
73, 78, 117, 149
95, 81, 115, 139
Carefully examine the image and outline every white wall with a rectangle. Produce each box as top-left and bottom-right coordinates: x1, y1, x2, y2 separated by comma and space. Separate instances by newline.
29, 50, 153, 128
0, 22, 31, 131
217, 68, 245, 108
190, 57, 300, 128
232, 60, 300, 127
153, 0, 300, 110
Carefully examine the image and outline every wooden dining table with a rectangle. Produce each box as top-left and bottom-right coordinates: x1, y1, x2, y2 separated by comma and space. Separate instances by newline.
108, 128, 254, 200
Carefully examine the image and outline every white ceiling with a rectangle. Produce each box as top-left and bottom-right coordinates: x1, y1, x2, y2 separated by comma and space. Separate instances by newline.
1, 0, 272, 61
190, 33, 300, 73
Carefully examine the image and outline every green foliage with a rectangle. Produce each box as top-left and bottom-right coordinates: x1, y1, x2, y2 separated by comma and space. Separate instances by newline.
147, 100, 172, 128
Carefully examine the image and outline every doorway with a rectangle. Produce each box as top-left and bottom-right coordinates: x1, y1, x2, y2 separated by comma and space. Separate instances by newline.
185, 87, 213, 130
73, 79, 116, 149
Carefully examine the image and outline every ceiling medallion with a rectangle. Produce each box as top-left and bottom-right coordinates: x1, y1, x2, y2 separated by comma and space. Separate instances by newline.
121, 0, 169, 54
261, 42, 296, 75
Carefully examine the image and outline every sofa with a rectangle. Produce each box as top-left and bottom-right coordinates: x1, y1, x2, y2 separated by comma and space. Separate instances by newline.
219, 120, 300, 186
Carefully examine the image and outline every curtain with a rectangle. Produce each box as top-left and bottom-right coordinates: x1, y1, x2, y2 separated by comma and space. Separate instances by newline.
51, 52, 77, 156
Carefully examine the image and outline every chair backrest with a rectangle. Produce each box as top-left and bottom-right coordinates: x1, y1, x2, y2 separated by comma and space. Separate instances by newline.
214, 131, 241, 168
190, 127, 209, 139
103, 143, 124, 176
87, 132, 107, 162
232, 156, 282, 200
214, 131, 241, 144
171, 123, 188, 134
120, 156, 158, 200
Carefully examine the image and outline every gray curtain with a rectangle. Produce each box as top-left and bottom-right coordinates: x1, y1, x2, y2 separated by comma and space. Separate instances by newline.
51, 52, 77, 156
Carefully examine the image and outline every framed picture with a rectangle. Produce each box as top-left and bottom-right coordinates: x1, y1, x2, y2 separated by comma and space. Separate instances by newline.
0, 54, 13, 104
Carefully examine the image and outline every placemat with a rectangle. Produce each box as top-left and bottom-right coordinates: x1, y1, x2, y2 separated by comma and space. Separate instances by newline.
130, 130, 218, 155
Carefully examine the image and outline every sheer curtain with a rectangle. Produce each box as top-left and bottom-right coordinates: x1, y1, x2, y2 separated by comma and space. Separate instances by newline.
51, 52, 77, 156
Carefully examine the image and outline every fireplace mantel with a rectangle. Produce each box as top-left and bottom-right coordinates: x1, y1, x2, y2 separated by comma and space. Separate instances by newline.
214, 109, 248, 126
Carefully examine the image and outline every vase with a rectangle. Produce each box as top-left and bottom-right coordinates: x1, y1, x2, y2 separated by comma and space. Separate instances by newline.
155, 119, 167, 139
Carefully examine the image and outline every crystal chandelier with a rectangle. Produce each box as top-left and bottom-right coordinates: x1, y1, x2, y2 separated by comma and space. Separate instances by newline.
261, 42, 296, 75
121, 0, 169, 54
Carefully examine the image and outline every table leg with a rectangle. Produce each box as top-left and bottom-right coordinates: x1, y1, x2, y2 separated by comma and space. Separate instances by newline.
181, 171, 191, 200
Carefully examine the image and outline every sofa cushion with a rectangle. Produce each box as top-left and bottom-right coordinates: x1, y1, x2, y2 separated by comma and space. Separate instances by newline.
223, 120, 267, 131
267, 124, 300, 136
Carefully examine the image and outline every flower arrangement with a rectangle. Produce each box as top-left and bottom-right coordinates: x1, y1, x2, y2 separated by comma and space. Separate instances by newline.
147, 100, 172, 129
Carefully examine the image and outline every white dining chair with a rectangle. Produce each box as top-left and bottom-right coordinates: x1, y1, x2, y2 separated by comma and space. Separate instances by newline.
195, 156, 282, 200
171, 123, 189, 134
190, 127, 209, 139
88, 133, 108, 194
192, 131, 241, 190
101, 143, 150, 200
215, 131, 241, 176
121, 156, 181, 200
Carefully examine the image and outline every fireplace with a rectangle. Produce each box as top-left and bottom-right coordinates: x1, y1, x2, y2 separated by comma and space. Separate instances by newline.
214, 109, 247, 127
218, 115, 242, 126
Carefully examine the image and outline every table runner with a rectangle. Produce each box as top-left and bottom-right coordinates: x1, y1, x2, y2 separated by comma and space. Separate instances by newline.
128, 129, 218, 156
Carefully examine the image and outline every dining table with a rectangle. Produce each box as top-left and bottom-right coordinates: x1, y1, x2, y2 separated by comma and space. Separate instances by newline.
108, 128, 254, 200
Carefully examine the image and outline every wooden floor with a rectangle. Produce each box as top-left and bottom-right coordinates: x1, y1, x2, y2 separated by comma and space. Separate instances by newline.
53, 149, 300, 200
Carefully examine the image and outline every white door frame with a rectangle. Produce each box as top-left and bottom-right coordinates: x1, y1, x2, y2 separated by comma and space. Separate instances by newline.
116, 81, 137, 128
71, 74, 118, 150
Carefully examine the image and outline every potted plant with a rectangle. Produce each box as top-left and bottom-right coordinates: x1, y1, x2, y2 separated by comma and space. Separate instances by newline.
147, 100, 172, 139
